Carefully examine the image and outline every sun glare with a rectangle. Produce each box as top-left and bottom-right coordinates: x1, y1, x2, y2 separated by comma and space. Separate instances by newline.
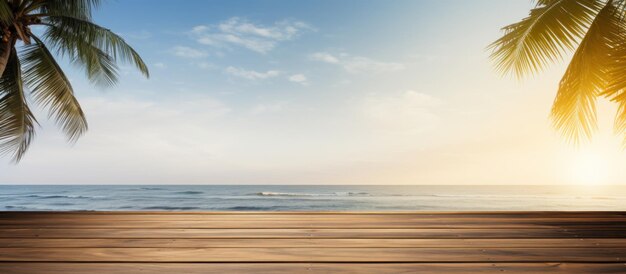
567, 151, 611, 186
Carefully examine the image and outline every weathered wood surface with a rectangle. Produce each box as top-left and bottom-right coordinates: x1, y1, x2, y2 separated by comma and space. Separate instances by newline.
0, 212, 625, 273
2, 263, 626, 274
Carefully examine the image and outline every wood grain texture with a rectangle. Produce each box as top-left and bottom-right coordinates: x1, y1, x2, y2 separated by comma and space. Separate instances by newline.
3, 228, 626, 238
2, 247, 626, 262
2, 217, 625, 228
3, 238, 626, 248
0, 212, 624, 273
1, 263, 626, 274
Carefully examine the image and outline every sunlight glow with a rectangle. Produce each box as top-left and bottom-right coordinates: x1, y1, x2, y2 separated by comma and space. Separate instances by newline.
567, 150, 611, 186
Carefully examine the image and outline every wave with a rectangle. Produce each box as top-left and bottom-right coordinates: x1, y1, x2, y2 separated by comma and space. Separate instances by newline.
411, 193, 597, 200
49, 202, 75, 206
26, 194, 98, 199
175, 191, 204, 195
225, 206, 288, 211
252, 192, 593, 200
142, 206, 201, 210
255, 191, 370, 197
4, 205, 29, 210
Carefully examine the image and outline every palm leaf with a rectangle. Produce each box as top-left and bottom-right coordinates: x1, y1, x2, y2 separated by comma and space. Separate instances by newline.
0, 49, 37, 162
614, 94, 626, 144
22, 36, 87, 142
489, 0, 602, 78
45, 24, 119, 86
43, 15, 149, 82
38, 0, 102, 20
551, 2, 621, 143
602, 34, 626, 101
0, 0, 13, 25
0, 0, 149, 162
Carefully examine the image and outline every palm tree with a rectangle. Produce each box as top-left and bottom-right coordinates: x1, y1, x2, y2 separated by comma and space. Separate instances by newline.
0, 0, 148, 162
490, 0, 626, 144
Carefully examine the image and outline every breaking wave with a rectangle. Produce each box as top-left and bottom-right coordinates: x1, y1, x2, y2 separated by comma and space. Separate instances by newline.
255, 191, 370, 197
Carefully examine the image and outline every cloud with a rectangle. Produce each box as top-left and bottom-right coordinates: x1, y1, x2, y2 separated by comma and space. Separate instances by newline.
225, 66, 281, 80
342, 56, 406, 74
288, 74, 308, 85
190, 17, 313, 53
224, 68, 307, 84
310, 52, 339, 64
197, 62, 217, 69
311, 52, 405, 74
250, 102, 288, 115
153, 62, 167, 69
362, 90, 442, 132
172, 46, 208, 58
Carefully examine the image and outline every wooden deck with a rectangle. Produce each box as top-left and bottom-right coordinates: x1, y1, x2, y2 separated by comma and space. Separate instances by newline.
0, 211, 625, 273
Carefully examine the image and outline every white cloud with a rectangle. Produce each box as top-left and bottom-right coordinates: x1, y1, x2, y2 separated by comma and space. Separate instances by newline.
225, 66, 281, 80
197, 62, 217, 69
172, 46, 208, 58
250, 102, 288, 115
191, 25, 209, 33
190, 17, 313, 54
288, 74, 308, 85
311, 52, 405, 74
310, 52, 339, 64
342, 56, 406, 74
153, 62, 167, 69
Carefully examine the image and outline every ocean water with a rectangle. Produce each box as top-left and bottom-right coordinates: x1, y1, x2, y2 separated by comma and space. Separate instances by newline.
1, 185, 625, 211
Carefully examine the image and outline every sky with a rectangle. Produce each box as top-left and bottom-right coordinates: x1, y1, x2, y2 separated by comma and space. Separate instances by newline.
1, 0, 626, 185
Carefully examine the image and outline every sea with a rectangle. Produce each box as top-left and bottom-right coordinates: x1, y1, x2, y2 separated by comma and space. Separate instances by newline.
1, 185, 625, 211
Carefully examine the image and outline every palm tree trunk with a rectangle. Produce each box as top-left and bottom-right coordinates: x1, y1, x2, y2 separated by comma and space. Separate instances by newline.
0, 38, 13, 77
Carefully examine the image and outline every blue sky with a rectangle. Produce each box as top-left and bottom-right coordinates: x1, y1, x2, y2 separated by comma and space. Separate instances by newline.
87, 0, 525, 101
2, 0, 625, 185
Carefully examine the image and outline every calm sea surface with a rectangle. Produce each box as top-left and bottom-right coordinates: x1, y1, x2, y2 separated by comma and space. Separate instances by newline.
1, 185, 625, 211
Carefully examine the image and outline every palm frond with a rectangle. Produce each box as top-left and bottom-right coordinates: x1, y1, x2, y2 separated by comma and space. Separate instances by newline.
43, 15, 149, 84
613, 0, 626, 14
489, 0, 602, 78
614, 93, 626, 144
551, 2, 621, 143
22, 36, 87, 142
38, 0, 102, 20
0, 0, 13, 25
44, 24, 119, 86
0, 0, 149, 162
602, 35, 626, 101
0, 49, 37, 162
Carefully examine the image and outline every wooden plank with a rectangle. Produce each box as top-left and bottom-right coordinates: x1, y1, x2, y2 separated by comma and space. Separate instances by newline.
1, 247, 625, 262
2, 228, 625, 238
1, 263, 626, 274
2, 213, 623, 230
3, 238, 626, 248
1, 211, 624, 273
5, 214, 596, 225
